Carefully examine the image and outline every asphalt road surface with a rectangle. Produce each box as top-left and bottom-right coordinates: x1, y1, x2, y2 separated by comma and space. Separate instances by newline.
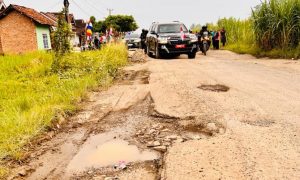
10, 50, 300, 180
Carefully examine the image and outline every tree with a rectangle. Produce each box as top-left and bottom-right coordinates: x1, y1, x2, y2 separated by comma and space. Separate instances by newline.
94, 20, 107, 33
52, 8, 72, 71
104, 15, 138, 32
190, 24, 201, 33
90, 16, 96, 24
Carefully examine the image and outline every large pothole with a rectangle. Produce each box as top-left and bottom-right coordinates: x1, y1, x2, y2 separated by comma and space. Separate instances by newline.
198, 84, 230, 92
66, 95, 224, 179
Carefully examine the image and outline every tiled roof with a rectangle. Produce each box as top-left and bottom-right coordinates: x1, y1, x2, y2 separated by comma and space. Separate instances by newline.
0, 4, 56, 26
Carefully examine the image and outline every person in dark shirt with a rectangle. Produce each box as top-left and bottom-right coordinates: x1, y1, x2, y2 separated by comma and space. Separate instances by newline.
213, 30, 220, 49
220, 27, 227, 47
140, 29, 148, 53
94, 36, 100, 49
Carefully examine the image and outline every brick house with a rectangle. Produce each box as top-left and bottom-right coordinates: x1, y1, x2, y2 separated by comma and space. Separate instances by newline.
0, 4, 56, 54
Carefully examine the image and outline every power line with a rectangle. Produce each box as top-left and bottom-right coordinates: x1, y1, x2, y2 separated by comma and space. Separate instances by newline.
70, 0, 93, 17
90, 0, 109, 9
84, 0, 107, 16
46, 0, 62, 11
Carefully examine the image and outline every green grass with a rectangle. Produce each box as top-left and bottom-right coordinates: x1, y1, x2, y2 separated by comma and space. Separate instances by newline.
0, 44, 127, 175
225, 43, 300, 59
209, 0, 300, 59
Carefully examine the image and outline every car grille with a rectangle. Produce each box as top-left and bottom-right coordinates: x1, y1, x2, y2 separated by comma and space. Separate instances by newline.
169, 40, 190, 45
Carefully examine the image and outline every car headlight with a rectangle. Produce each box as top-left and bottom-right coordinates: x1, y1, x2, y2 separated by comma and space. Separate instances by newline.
158, 37, 168, 44
190, 34, 198, 42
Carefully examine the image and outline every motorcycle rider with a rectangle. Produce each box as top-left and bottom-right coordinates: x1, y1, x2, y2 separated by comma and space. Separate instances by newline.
198, 26, 211, 53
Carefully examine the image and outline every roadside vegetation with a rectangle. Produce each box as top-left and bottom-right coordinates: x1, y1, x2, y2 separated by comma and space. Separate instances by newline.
223, 0, 300, 59
192, 0, 300, 59
0, 44, 127, 176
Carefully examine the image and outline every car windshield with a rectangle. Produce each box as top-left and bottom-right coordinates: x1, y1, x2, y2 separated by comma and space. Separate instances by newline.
158, 24, 188, 33
125, 34, 140, 39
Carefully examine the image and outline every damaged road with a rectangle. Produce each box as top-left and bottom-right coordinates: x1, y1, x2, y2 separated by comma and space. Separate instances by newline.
7, 50, 300, 179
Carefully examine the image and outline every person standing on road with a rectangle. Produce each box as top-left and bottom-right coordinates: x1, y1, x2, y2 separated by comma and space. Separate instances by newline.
211, 31, 216, 48
220, 27, 227, 47
94, 36, 100, 49
213, 30, 220, 49
140, 29, 148, 53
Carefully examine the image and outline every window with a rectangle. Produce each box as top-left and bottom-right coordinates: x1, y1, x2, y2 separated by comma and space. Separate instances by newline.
158, 24, 188, 33
42, 34, 49, 49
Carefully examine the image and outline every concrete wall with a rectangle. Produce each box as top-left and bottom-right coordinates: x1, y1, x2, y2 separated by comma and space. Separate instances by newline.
35, 24, 51, 50
0, 11, 37, 54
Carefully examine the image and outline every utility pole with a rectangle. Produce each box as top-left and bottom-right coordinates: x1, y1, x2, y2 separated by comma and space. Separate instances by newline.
64, 0, 69, 23
107, 8, 114, 16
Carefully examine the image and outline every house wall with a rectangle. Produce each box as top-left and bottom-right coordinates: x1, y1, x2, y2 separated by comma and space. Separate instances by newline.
0, 10, 37, 54
35, 24, 51, 50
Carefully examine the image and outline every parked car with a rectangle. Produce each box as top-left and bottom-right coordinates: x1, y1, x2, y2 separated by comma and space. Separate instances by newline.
146, 22, 198, 59
123, 33, 141, 49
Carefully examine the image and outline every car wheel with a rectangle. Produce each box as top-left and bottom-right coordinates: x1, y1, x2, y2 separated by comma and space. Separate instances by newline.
155, 44, 161, 59
188, 53, 196, 59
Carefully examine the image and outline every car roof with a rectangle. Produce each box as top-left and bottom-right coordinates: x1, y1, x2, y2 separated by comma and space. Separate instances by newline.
152, 22, 183, 25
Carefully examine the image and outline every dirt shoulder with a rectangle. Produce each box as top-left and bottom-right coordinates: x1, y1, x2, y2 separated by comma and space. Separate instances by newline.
5, 50, 300, 180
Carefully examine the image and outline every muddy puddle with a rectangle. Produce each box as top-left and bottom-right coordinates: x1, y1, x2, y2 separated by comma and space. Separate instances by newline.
198, 84, 230, 92
67, 133, 159, 173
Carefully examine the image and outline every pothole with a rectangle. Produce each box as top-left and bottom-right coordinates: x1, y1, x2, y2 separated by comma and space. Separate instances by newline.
198, 84, 230, 92
116, 70, 150, 85
183, 124, 214, 136
67, 133, 159, 174
242, 119, 275, 127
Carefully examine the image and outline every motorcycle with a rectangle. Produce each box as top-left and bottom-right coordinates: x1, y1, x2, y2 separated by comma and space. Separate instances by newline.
199, 31, 211, 56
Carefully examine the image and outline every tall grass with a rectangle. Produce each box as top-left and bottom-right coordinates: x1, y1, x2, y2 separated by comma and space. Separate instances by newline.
252, 0, 300, 50
217, 18, 255, 45
211, 0, 300, 59
0, 44, 127, 168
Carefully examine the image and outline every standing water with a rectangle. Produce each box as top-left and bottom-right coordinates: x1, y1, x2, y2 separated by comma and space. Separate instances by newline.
67, 133, 158, 173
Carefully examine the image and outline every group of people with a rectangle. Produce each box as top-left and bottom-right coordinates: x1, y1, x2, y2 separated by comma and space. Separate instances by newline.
197, 26, 227, 50
82, 35, 107, 51
82, 31, 121, 51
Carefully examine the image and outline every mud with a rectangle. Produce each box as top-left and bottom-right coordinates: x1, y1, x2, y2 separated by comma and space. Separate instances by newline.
198, 84, 230, 92
67, 134, 158, 173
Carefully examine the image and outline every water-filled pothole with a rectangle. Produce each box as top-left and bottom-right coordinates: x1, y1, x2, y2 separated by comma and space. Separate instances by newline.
198, 84, 230, 92
67, 133, 159, 173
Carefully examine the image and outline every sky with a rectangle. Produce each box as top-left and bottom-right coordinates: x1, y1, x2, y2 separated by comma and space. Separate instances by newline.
4, 0, 261, 30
